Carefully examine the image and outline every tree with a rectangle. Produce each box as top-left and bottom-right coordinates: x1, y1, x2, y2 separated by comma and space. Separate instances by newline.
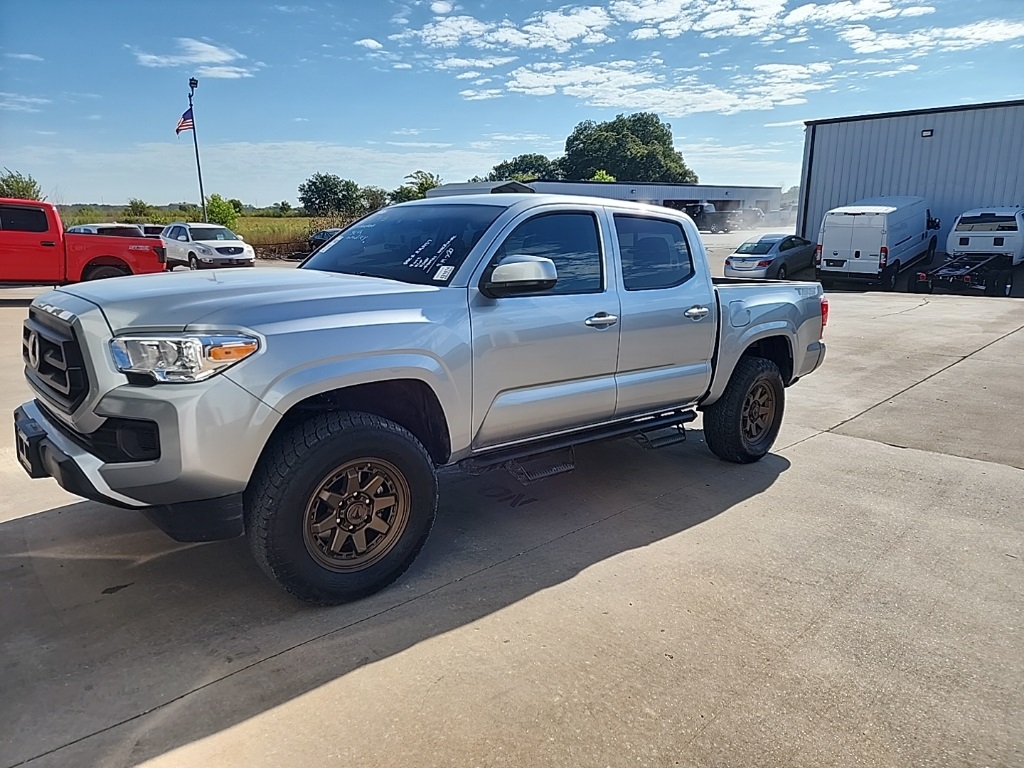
206, 194, 238, 228
487, 154, 560, 182
559, 113, 698, 184
297, 173, 363, 216
0, 168, 43, 200
277, 200, 292, 215
389, 170, 442, 204
590, 169, 616, 182
228, 198, 244, 215
361, 186, 389, 212
123, 198, 152, 219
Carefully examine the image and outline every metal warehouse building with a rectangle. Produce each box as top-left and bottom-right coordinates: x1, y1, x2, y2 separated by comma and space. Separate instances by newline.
797, 99, 1024, 249
428, 180, 782, 213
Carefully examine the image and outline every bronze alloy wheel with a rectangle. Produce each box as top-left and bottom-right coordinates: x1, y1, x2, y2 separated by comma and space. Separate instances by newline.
302, 458, 411, 572
741, 381, 775, 443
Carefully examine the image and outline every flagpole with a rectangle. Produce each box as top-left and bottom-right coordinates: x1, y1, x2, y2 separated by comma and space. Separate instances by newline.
188, 77, 208, 222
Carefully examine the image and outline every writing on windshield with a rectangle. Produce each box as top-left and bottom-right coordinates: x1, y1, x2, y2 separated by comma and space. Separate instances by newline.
301, 204, 505, 285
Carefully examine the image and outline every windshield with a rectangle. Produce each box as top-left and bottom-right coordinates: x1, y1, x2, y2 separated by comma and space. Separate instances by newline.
734, 240, 776, 255
301, 204, 505, 285
191, 226, 240, 241
955, 215, 1018, 232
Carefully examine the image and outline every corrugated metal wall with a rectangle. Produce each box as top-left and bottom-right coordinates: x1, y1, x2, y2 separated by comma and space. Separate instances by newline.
798, 103, 1024, 249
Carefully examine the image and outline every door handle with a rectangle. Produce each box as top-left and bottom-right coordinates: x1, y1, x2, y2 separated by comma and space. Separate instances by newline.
585, 312, 619, 328
684, 306, 710, 320
40, 241, 56, 247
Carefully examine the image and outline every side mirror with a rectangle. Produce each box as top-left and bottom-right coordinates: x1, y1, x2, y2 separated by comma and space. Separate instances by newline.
480, 254, 557, 298
177, 235, 188, 241
237, 234, 245, 241
929, 218, 941, 230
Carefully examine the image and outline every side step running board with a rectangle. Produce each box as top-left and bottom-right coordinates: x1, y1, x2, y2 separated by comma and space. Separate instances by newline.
462, 409, 698, 483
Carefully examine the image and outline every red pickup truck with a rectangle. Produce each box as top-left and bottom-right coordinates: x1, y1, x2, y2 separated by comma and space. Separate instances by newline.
0, 198, 166, 284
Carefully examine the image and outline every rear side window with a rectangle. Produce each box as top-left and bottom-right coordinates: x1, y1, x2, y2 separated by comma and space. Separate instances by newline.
955, 215, 1018, 232
493, 212, 603, 295
99, 226, 144, 237
615, 215, 695, 291
0, 205, 49, 233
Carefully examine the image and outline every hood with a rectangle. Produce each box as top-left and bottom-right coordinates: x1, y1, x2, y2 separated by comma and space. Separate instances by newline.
58, 267, 441, 333
193, 238, 253, 249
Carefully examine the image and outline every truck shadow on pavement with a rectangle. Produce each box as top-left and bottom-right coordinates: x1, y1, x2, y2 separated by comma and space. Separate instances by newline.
0, 433, 789, 767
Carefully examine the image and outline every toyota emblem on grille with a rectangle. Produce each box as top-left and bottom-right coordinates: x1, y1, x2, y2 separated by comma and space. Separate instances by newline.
26, 330, 40, 370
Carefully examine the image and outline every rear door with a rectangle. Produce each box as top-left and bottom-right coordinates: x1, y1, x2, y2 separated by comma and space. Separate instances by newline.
469, 208, 620, 449
847, 213, 885, 277
611, 212, 717, 417
819, 213, 856, 276
0, 203, 62, 282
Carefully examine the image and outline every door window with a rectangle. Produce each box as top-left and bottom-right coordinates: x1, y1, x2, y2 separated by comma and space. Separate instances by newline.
492, 212, 603, 295
0, 205, 49, 233
615, 215, 694, 291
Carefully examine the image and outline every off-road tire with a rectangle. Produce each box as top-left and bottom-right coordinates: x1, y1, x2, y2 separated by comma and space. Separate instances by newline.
244, 411, 437, 605
84, 265, 127, 280
703, 357, 785, 464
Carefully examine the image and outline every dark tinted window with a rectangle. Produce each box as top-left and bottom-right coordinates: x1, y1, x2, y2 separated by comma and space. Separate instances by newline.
0, 205, 49, 233
615, 215, 694, 291
955, 214, 1018, 232
97, 226, 144, 237
303, 203, 505, 286
493, 212, 602, 295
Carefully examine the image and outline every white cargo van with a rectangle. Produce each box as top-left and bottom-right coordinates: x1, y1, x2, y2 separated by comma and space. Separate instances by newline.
814, 196, 940, 290
946, 207, 1024, 266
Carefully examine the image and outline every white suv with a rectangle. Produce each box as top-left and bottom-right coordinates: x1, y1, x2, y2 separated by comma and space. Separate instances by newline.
161, 222, 256, 270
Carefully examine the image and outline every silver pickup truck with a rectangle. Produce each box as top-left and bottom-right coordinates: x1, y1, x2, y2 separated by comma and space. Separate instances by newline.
14, 194, 827, 604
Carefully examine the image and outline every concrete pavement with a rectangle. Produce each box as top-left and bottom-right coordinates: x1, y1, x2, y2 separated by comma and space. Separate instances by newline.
0, 282, 1021, 767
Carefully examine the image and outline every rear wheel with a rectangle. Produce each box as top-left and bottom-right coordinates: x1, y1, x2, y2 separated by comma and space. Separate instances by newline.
909, 277, 932, 294
84, 265, 127, 280
702, 357, 785, 464
996, 270, 1014, 297
880, 262, 899, 291
244, 411, 437, 605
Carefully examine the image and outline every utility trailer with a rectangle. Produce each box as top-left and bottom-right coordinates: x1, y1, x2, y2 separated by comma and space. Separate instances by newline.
909, 253, 1016, 297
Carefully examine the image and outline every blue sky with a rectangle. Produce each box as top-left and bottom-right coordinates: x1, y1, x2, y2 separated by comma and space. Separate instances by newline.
2, 0, 1022, 205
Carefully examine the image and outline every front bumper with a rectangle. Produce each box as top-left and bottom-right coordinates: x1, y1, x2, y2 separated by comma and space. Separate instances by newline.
198, 259, 256, 269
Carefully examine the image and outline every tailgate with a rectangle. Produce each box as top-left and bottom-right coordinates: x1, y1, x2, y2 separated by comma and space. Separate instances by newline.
819, 213, 855, 275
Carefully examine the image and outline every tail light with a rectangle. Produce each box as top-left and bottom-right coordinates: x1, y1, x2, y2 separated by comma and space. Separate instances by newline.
154, 245, 166, 264
819, 296, 829, 338
756, 260, 773, 268
879, 246, 889, 268
814, 244, 822, 267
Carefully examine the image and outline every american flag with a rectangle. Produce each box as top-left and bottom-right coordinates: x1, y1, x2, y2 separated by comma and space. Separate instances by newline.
175, 107, 194, 135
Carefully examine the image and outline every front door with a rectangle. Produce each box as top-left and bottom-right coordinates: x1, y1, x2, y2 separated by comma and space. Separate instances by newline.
610, 212, 717, 417
0, 203, 62, 282
469, 209, 620, 450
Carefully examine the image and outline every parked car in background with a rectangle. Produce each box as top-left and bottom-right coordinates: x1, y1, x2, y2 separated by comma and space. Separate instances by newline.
740, 208, 766, 228
160, 222, 256, 269
0, 198, 166, 284
308, 227, 342, 253
65, 223, 145, 237
139, 224, 166, 238
724, 234, 816, 279
814, 196, 940, 290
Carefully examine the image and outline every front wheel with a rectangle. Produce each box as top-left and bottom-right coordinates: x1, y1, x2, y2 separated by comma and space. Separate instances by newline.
244, 411, 438, 605
775, 265, 788, 280
189, 254, 200, 270
702, 357, 785, 464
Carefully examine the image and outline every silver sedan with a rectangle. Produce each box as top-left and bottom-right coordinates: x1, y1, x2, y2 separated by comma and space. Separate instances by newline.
723, 234, 816, 280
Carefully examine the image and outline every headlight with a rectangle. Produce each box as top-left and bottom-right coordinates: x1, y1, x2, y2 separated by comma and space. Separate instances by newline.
110, 334, 260, 383
196, 245, 212, 254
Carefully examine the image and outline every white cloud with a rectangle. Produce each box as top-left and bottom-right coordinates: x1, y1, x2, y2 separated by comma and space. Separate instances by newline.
459, 88, 504, 100
629, 27, 661, 40
455, 70, 482, 79
392, 128, 422, 135
387, 141, 453, 147
86, 114, 101, 121
764, 119, 809, 127
677, 138, 801, 183
273, 4, 313, 11
196, 65, 254, 78
840, 19, 1024, 53
472, 77, 492, 85
35, 130, 58, 135
393, 62, 413, 69
0, 92, 50, 112
784, 0, 934, 26
293, 117, 308, 122
430, 0, 454, 13
5, 52, 44, 61
788, 35, 810, 42
487, 133, 551, 142
436, 56, 517, 69
355, 38, 385, 50
132, 38, 249, 71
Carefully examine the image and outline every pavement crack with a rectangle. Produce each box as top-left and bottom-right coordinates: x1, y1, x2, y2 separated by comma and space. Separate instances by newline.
873, 297, 930, 318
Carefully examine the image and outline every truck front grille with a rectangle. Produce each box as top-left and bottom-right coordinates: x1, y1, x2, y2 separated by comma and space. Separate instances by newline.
23, 308, 89, 413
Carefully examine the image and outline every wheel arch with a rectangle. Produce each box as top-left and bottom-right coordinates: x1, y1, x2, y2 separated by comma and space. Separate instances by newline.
82, 256, 131, 277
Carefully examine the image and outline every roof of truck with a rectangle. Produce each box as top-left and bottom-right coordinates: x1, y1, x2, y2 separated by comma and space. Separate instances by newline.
828, 196, 925, 214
